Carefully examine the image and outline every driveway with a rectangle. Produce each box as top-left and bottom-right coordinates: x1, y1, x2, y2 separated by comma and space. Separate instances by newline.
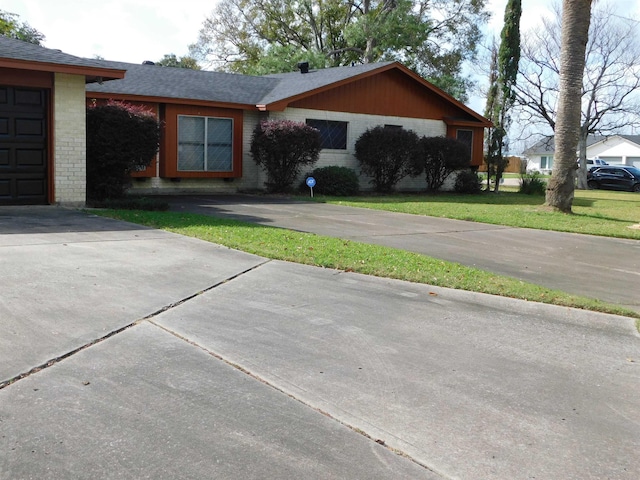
163, 194, 640, 312
1, 206, 639, 479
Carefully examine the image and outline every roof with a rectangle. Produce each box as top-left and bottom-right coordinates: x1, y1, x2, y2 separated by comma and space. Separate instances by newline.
0, 36, 125, 82
259, 62, 395, 105
86, 61, 279, 107
525, 135, 640, 155
85, 59, 489, 125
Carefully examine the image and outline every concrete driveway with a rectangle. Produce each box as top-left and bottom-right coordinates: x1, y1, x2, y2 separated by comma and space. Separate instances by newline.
163, 194, 640, 312
1, 206, 639, 479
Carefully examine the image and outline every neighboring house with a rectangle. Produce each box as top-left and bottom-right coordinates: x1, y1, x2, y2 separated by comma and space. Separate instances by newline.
0, 36, 124, 205
523, 135, 640, 173
1, 36, 490, 205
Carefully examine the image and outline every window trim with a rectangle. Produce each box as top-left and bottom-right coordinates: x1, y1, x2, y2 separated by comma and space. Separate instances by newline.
160, 104, 243, 179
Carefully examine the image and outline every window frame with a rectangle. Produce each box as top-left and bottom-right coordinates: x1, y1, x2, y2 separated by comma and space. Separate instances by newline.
177, 115, 234, 173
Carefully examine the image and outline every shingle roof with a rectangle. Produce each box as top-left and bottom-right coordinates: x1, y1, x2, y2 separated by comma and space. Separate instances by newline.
0, 35, 123, 79
86, 61, 280, 106
524, 135, 640, 155
258, 61, 395, 105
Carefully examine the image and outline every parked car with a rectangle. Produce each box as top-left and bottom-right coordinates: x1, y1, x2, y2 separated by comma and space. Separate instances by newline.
586, 158, 608, 170
587, 166, 640, 192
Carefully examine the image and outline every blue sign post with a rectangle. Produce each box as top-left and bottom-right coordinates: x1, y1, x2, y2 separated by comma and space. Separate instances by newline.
306, 176, 316, 197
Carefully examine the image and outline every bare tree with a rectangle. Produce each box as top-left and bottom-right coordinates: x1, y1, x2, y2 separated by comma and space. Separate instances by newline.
515, 1, 640, 190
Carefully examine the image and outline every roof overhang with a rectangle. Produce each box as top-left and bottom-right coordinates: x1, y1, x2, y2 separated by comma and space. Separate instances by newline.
86, 91, 256, 110
0, 57, 125, 83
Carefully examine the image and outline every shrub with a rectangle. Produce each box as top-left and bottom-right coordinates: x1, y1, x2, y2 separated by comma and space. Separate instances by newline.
251, 119, 321, 193
519, 172, 547, 195
86, 101, 160, 201
301, 166, 360, 196
454, 169, 482, 194
355, 126, 420, 193
414, 136, 471, 192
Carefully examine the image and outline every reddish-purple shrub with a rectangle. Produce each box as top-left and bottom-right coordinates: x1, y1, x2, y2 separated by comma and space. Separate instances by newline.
250, 120, 321, 193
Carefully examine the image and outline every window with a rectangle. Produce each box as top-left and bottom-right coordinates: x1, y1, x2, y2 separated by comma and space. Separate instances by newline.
456, 129, 473, 161
306, 119, 347, 150
178, 116, 233, 172
541, 155, 553, 170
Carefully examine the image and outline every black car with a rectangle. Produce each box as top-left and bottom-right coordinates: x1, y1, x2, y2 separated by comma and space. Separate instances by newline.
587, 166, 640, 192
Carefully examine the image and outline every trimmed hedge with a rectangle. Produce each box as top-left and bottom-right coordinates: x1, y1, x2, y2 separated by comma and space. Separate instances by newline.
355, 126, 420, 193
301, 166, 360, 196
86, 101, 160, 201
251, 119, 321, 193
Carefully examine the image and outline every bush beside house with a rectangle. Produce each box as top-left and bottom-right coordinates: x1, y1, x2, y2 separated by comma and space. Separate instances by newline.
86, 101, 160, 202
251, 120, 322, 193
355, 126, 421, 193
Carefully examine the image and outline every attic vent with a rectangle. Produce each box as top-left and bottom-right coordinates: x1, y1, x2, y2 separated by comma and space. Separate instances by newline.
142, 60, 155, 65
297, 61, 309, 74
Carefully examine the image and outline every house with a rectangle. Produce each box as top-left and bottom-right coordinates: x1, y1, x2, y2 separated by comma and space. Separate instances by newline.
524, 135, 640, 173
0, 35, 124, 205
1, 36, 491, 205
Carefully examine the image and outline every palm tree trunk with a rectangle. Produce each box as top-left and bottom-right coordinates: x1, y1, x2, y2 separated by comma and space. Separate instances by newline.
545, 0, 592, 212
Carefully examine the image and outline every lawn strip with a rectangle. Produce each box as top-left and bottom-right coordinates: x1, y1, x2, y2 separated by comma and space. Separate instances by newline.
94, 209, 639, 320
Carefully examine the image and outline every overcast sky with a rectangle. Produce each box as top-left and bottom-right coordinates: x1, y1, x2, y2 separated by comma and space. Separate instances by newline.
3, 0, 563, 64
3, 0, 637, 117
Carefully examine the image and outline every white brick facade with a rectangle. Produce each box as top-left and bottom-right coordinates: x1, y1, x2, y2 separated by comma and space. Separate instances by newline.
53, 73, 87, 205
130, 106, 451, 195
268, 107, 447, 191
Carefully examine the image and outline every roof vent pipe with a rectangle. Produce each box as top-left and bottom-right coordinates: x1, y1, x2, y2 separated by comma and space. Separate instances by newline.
297, 61, 309, 74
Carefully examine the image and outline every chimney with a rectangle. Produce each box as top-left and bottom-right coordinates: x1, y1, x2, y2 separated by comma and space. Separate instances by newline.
297, 61, 309, 74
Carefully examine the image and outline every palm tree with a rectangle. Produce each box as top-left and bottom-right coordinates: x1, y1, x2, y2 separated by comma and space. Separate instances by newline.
545, 0, 592, 212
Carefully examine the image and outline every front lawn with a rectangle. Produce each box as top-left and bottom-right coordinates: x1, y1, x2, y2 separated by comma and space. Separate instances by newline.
319, 189, 640, 239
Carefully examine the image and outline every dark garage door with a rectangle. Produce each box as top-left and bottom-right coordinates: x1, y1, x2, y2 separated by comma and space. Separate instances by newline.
0, 86, 48, 205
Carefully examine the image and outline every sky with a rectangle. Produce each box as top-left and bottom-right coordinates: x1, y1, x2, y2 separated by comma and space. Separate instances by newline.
4, 0, 559, 64
3, 0, 638, 118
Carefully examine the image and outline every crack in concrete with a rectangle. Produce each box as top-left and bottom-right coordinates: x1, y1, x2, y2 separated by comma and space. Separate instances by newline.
0, 259, 271, 391
149, 312, 446, 479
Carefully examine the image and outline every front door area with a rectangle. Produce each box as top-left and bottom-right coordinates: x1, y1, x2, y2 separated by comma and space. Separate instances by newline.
0, 86, 48, 205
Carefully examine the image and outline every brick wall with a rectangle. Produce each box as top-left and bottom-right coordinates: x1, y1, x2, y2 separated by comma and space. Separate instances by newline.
53, 73, 87, 205
269, 107, 446, 191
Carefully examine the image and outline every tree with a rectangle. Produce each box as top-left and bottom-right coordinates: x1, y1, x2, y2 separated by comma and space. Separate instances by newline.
546, 0, 592, 212
516, 2, 640, 190
0, 10, 45, 44
483, 0, 521, 193
251, 119, 321, 193
189, 0, 489, 101
156, 54, 202, 70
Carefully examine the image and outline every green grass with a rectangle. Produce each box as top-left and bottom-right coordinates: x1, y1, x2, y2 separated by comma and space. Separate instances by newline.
318, 189, 640, 239
94, 209, 639, 320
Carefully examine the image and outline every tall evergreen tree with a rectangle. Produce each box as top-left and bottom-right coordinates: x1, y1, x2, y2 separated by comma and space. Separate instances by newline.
484, 0, 521, 192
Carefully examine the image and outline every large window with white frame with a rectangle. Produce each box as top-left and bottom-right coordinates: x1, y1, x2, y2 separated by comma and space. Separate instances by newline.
540, 155, 553, 170
178, 115, 233, 172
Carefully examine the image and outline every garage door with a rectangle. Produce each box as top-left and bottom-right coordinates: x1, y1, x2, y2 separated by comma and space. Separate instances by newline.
0, 86, 48, 205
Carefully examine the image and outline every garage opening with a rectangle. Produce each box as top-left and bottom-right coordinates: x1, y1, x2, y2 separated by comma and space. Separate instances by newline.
0, 86, 48, 205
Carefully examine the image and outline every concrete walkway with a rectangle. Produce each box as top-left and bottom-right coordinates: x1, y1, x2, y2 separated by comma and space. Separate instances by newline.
1, 206, 639, 479
163, 194, 640, 312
